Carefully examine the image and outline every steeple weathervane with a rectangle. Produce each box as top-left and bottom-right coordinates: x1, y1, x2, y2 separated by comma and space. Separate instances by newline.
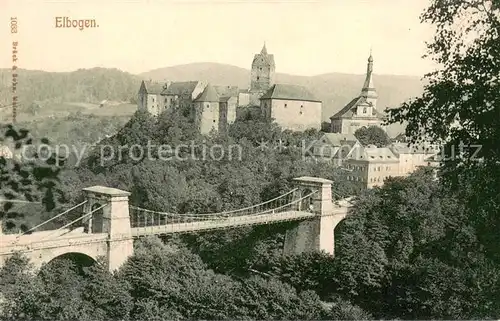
261, 42, 267, 55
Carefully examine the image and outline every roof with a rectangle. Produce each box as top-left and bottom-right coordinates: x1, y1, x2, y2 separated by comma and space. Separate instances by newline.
82, 186, 131, 197
319, 133, 359, 147
214, 85, 239, 98
162, 81, 199, 96
142, 81, 165, 95
252, 45, 275, 67
293, 176, 333, 184
0, 145, 13, 159
330, 96, 384, 119
260, 84, 320, 102
347, 145, 399, 163
194, 84, 219, 102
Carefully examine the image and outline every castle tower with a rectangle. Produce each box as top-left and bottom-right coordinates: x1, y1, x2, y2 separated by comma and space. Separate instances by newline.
249, 43, 275, 105
360, 51, 378, 109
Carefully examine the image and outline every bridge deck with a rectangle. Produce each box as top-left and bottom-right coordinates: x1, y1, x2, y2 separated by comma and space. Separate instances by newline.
131, 209, 347, 237
0, 232, 108, 254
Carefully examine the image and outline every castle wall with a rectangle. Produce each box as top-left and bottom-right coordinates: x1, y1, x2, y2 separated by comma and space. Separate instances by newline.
262, 99, 322, 131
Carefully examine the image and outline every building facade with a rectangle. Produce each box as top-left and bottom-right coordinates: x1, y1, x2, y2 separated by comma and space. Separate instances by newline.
260, 84, 322, 131
344, 145, 400, 189
137, 81, 168, 116
389, 142, 440, 176
330, 53, 385, 135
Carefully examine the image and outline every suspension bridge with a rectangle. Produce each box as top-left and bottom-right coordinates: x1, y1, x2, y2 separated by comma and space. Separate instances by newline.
0, 177, 353, 272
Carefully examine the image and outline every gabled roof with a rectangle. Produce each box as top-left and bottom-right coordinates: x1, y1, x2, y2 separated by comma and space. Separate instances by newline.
194, 83, 219, 102
390, 142, 440, 155
260, 84, 320, 102
141, 80, 165, 95
0, 145, 13, 159
252, 45, 275, 67
347, 145, 399, 163
329, 96, 384, 119
319, 133, 359, 147
214, 85, 239, 98
162, 81, 199, 96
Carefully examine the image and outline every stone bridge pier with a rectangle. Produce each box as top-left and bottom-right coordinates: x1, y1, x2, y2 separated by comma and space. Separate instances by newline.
82, 186, 134, 272
283, 176, 347, 256
0, 186, 134, 273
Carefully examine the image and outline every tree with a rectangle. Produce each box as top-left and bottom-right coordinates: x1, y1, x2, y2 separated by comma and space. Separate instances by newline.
0, 125, 64, 232
118, 237, 328, 320
384, 0, 500, 309
353, 125, 390, 147
386, 0, 500, 205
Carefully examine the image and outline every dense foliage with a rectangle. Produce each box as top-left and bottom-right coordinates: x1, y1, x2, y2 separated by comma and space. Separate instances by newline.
0, 238, 368, 321
0, 68, 141, 107
354, 125, 391, 147
0, 125, 64, 232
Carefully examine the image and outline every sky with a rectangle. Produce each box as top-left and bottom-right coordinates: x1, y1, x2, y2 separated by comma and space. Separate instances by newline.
1, 0, 437, 77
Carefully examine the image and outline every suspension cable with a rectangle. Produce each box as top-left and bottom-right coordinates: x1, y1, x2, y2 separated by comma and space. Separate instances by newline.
35, 203, 107, 242
130, 188, 299, 217
19, 200, 88, 236
131, 189, 314, 220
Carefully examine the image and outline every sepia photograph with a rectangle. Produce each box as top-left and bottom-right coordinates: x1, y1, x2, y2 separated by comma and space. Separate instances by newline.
0, 0, 499, 320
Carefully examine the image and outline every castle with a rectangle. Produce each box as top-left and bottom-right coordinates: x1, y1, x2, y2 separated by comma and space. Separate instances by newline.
137, 44, 323, 134
137, 44, 387, 135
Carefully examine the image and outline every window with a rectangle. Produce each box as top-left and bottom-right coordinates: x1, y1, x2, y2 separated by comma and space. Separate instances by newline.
285, 103, 287, 108
152, 98, 155, 102
213, 120, 216, 123
206, 104, 210, 108
257, 77, 260, 80
363, 107, 367, 113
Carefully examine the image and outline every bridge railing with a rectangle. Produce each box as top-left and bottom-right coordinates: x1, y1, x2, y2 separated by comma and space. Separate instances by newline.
128, 189, 317, 229
130, 191, 321, 236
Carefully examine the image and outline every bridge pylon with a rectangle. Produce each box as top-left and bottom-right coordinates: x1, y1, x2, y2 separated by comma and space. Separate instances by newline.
82, 186, 134, 272
284, 176, 341, 256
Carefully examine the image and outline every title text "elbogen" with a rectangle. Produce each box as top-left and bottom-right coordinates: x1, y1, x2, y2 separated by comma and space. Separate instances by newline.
55, 17, 99, 30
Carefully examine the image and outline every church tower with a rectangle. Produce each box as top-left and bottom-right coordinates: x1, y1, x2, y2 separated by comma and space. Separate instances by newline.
360, 51, 378, 109
249, 43, 275, 105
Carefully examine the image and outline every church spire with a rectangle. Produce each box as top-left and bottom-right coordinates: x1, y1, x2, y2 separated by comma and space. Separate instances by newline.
361, 50, 377, 99
261, 42, 267, 55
